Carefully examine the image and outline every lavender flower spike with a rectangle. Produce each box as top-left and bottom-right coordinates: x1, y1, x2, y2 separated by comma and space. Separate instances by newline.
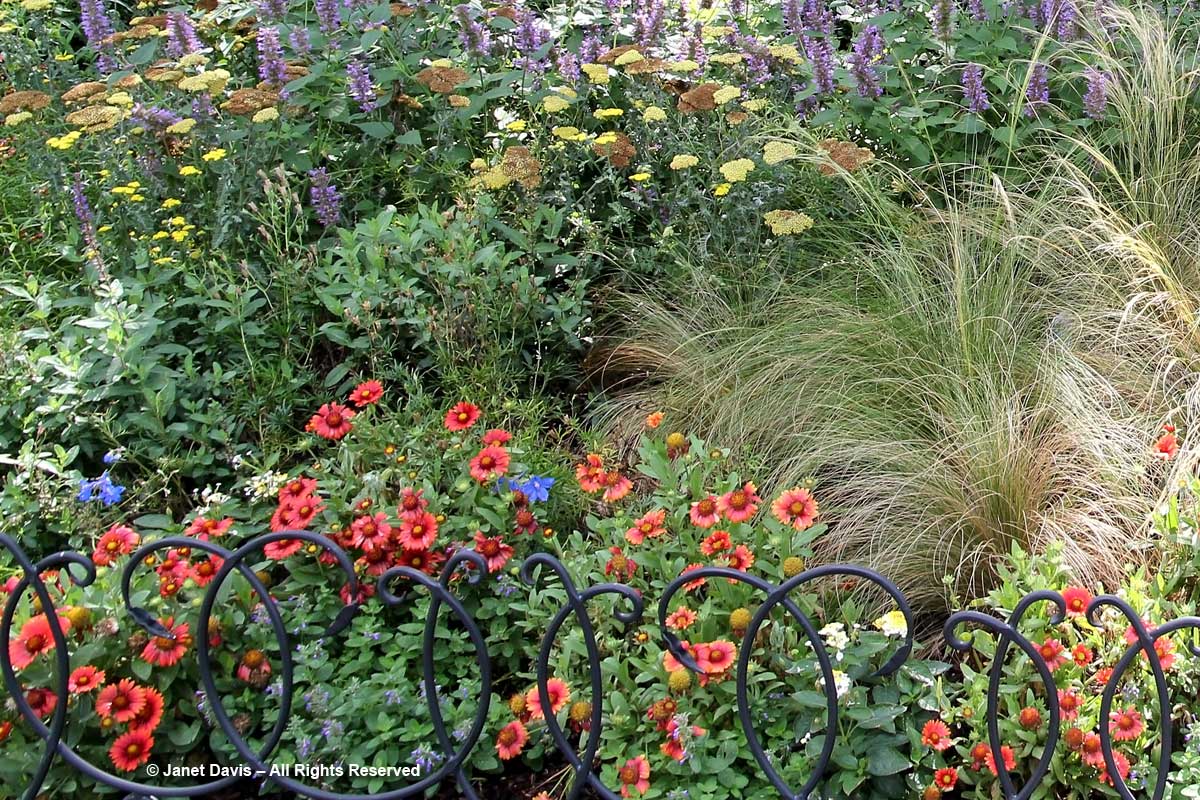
962, 63, 990, 113
346, 56, 376, 112
1024, 62, 1048, 117
308, 168, 343, 228
1083, 67, 1108, 119
453, 4, 492, 58
165, 12, 203, 58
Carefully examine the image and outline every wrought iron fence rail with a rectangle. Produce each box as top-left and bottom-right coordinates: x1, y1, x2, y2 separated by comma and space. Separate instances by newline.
2, 531, 1194, 800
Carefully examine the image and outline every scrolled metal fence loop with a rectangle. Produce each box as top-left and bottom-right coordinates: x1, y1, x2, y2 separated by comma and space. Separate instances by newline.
3, 531, 1200, 799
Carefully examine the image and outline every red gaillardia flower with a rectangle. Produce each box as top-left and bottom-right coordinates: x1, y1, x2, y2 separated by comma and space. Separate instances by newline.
1019, 706, 1042, 730
93, 524, 140, 566
1153, 428, 1179, 461
68, 665, 105, 694
933, 767, 958, 791
348, 380, 383, 408
984, 744, 1017, 776
617, 754, 651, 798
236, 649, 272, 685
97, 679, 147, 723
128, 686, 165, 735
605, 547, 637, 581
444, 402, 481, 431
699, 530, 732, 556
601, 471, 633, 503
771, 487, 819, 530
482, 428, 512, 445
525, 678, 571, 720
469, 445, 511, 483
1109, 707, 1144, 741
263, 538, 304, 559
140, 618, 191, 668
921, 720, 952, 751
473, 531, 514, 572
9, 614, 71, 670
575, 454, 605, 493
689, 495, 720, 528
1099, 751, 1132, 786
26, 687, 57, 718
109, 730, 154, 772
666, 606, 698, 631
349, 513, 392, 550
695, 640, 736, 674
185, 516, 234, 540
1058, 689, 1082, 720
307, 402, 355, 440
625, 509, 666, 545
396, 511, 439, 551
1061, 586, 1092, 617
717, 482, 760, 523
495, 720, 528, 760
1038, 638, 1069, 671
190, 556, 223, 588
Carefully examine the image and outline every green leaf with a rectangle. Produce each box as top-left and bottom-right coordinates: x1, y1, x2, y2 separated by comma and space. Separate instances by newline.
866, 745, 910, 776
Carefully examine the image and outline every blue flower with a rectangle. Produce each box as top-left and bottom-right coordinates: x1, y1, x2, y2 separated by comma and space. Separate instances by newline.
78, 471, 125, 506
102, 449, 122, 464
504, 475, 555, 503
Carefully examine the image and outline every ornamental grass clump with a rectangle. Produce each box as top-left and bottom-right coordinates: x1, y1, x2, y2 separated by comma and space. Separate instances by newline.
597, 159, 1164, 611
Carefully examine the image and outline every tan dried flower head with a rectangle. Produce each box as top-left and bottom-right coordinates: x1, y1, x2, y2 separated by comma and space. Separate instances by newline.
394, 93, 424, 110
592, 131, 636, 168
131, 14, 169, 28
598, 44, 642, 64
415, 66, 469, 94
0, 91, 51, 115
390, 2, 415, 16
490, 5, 518, 20
500, 146, 542, 189
65, 104, 124, 132
61, 82, 108, 104
677, 83, 719, 114
624, 57, 667, 76
146, 67, 184, 83
817, 138, 875, 175
115, 74, 143, 89
220, 88, 280, 115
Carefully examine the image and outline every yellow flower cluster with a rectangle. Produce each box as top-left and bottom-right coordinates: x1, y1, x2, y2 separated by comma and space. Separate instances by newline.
642, 105, 666, 122
581, 64, 609, 84
46, 130, 82, 150
614, 50, 644, 66
763, 209, 814, 236
719, 158, 755, 183
542, 95, 570, 113
111, 181, 146, 202
179, 165, 202, 176
177, 69, 229, 93
201, 148, 227, 162
594, 108, 624, 119
669, 154, 699, 170
713, 86, 741, 105
252, 107, 279, 123
552, 126, 587, 141
4, 112, 32, 127
762, 141, 798, 165
166, 118, 197, 135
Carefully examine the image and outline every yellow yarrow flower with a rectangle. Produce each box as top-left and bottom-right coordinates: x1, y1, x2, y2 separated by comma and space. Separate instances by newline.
713, 85, 741, 105
763, 209, 814, 236
552, 126, 586, 141
504, 119, 527, 132
768, 44, 803, 63
719, 158, 755, 182
178, 53, 208, 68
46, 131, 82, 150
106, 92, 133, 107
252, 107, 279, 123
614, 50, 644, 66
665, 59, 700, 72
541, 95, 570, 113
630, 172, 651, 182
713, 182, 731, 197
21, 0, 53, 10
201, 148, 227, 162
553, 86, 578, 99
581, 63, 609, 84
701, 25, 733, 38
165, 118, 196, 135
54, 53, 74, 61
594, 131, 618, 145
4, 112, 32, 127
179, 165, 202, 176
430, 58, 454, 68
742, 98, 767, 111
669, 154, 699, 170
152, 231, 169, 240
709, 52, 744, 65
593, 108, 624, 119
161, 198, 182, 209
641, 105, 667, 122
763, 141, 798, 165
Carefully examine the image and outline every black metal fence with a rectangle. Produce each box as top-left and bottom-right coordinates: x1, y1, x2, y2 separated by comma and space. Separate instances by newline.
2, 531, 1194, 800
